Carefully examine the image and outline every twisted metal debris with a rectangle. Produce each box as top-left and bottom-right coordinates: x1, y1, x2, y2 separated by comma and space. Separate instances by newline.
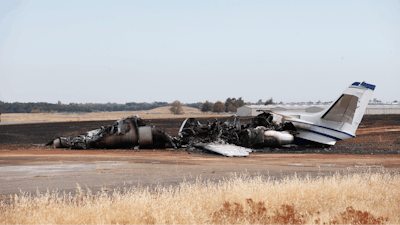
50, 115, 175, 149
176, 112, 297, 149
49, 112, 297, 154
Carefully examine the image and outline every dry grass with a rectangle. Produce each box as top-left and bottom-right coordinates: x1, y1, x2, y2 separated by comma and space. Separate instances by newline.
1, 170, 399, 224
1, 106, 226, 122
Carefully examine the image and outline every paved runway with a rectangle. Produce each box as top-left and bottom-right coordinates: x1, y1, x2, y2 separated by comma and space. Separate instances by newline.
1, 150, 399, 198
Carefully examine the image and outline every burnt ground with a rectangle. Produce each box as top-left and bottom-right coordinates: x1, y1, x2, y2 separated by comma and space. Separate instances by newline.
0, 115, 399, 154
329, 114, 400, 154
0, 115, 399, 197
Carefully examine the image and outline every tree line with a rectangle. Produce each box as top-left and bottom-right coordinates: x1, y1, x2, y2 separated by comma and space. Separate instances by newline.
169, 97, 246, 114
0, 102, 93, 113
0, 98, 247, 114
202, 97, 245, 113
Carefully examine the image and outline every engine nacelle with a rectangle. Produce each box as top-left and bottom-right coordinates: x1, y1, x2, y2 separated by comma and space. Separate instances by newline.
264, 130, 294, 146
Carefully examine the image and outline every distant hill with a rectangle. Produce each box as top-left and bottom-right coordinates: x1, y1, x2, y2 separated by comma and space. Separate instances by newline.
146, 106, 201, 114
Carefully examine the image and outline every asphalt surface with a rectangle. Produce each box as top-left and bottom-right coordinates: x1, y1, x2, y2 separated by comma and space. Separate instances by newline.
1, 150, 399, 198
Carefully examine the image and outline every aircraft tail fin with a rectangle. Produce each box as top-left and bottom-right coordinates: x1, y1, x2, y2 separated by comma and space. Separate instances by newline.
320, 81, 375, 135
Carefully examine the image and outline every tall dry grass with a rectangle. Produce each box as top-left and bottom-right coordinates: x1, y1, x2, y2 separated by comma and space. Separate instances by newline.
1, 170, 399, 224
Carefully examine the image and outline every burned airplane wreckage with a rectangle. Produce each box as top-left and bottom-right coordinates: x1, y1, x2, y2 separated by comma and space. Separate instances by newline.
49, 112, 296, 157
177, 113, 295, 147
50, 81, 376, 157
50, 115, 177, 150
175, 112, 297, 156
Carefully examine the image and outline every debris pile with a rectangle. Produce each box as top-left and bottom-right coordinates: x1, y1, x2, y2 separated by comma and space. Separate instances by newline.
176, 112, 296, 149
50, 115, 175, 149
49, 112, 297, 156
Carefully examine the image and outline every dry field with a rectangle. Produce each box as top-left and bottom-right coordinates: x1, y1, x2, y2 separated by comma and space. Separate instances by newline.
1, 171, 398, 224
0, 106, 226, 123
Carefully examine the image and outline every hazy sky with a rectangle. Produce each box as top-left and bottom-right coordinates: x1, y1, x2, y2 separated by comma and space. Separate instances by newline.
1, 0, 399, 104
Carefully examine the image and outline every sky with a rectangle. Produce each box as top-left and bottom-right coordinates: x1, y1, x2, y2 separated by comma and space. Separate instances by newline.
0, 0, 399, 104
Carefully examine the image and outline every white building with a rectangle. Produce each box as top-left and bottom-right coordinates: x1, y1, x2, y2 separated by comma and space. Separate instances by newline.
365, 105, 400, 115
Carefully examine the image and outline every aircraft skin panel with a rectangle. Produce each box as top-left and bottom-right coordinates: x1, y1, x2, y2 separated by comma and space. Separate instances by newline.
288, 119, 351, 145
307, 123, 351, 140
295, 130, 336, 145
196, 144, 252, 157
286, 119, 355, 139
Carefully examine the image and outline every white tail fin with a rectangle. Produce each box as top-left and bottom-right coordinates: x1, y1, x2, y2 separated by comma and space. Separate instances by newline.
319, 81, 375, 135
277, 82, 375, 145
